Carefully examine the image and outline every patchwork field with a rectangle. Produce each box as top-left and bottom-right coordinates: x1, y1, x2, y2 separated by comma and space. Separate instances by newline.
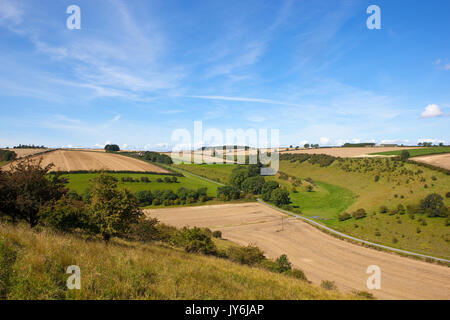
1, 150, 169, 173
146, 203, 450, 300
280, 147, 420, 157
412, 153, 450, 170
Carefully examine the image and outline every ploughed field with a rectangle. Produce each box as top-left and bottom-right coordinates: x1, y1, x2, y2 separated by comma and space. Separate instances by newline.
1, 150, 169, 173
146, 203, 450, 300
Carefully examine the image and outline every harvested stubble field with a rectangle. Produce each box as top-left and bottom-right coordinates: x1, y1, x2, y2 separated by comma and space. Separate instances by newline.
413, 153, 450, 170
280, 147, 420, 158
147, 203, 450, 300
1, 150, 169, 173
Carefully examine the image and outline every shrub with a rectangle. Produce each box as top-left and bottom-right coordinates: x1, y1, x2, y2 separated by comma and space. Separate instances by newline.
179, 227, 217, 255
226, 245, 265, 266
0, 158, 68, 227
446, 192, 450, 198
152, 198, 161, 206
338, 212, 351, 221
171, 176, 178, 183
284, 269, 308, 281
156, 178, 163, 183
399, 150, 410, 161
212, 230, 222, 238
127, 218, 159, 242
40, 196, 88, 232
320, 280, 337, 290
164, 177, 172, 183
140, 176, 150, 183
275, 254, 292, 273
87, 174, 143, 241
397, 204, 406, 215
352, 209, 367, 220
135, 190, 153, 206
305, 185, 313, 192
379, 205, 388, 214
374, 175, 380, 182
420, 193, 444, 217
270, 188, 290, 207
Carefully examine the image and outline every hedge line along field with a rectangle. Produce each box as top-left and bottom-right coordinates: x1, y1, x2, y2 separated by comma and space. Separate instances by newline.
0, 223, 357, 300
64, 172, 220, 197
370, 146, 450, 157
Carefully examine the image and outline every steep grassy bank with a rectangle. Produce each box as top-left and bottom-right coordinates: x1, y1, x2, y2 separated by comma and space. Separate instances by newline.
0, 223, 358, 300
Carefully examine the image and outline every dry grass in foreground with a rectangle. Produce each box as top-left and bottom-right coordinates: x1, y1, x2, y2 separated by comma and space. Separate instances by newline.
0, 223, 361, 300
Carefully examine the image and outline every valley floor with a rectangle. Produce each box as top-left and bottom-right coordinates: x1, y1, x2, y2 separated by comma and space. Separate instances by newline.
146, 203, 450, 300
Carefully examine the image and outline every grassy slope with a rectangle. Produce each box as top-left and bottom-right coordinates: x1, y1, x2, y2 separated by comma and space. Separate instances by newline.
174, 163, 235, 184
371, 146, 450, 157
64, 173, 220, 197
0, 223, 357, 300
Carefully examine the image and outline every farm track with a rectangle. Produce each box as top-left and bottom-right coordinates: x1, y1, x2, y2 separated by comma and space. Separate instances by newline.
146, 203, 450, 299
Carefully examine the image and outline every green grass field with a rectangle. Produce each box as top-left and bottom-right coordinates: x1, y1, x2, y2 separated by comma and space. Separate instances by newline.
273, 178, 356, 220
64, 172, 220, 197
173, 163, 235, 184
370, 146, 450, 157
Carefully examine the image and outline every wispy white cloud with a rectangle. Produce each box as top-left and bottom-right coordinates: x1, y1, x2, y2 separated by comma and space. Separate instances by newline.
186, 95, 303, 107
0, 0, 23, 26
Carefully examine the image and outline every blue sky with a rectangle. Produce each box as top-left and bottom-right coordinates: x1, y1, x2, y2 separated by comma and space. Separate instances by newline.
0, 0, 449, 150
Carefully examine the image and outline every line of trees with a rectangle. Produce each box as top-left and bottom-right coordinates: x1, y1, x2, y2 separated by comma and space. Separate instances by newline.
135, 187, 209, 206
0, 150, 16, 162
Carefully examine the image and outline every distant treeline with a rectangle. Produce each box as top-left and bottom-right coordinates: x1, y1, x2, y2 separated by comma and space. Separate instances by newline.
13, 144, 46, 149
342, 143, 376, 147
136, 151, 173, 164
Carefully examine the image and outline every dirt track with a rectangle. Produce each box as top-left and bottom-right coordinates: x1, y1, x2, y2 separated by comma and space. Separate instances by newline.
146, 203, 450, 300
413, 153, 450, 170
1, 150, 169, 173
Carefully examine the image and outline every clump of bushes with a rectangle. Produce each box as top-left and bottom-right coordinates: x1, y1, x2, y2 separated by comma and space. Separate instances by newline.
135, 187, 209, 207
352, 209, 367, 220
338, 212, 351, 221
320, 280, 337, 290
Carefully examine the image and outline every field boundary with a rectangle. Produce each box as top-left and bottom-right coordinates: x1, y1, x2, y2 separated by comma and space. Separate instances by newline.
256, 198, 450, 264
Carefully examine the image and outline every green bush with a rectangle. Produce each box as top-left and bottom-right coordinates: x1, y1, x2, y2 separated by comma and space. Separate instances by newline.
338, 212, 351, 221
275, 254, 292, 273
40, 196, 89, 232
320, 280, 337, 290
379, 205, 388, 214
212, 230, 222, 238
226, 245, 265, 266
352, 209, 367, 220
178, 227, 217, 255
128, 218, 160, 242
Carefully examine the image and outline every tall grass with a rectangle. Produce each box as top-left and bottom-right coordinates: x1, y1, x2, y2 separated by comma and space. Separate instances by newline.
0, 223, 360, 300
